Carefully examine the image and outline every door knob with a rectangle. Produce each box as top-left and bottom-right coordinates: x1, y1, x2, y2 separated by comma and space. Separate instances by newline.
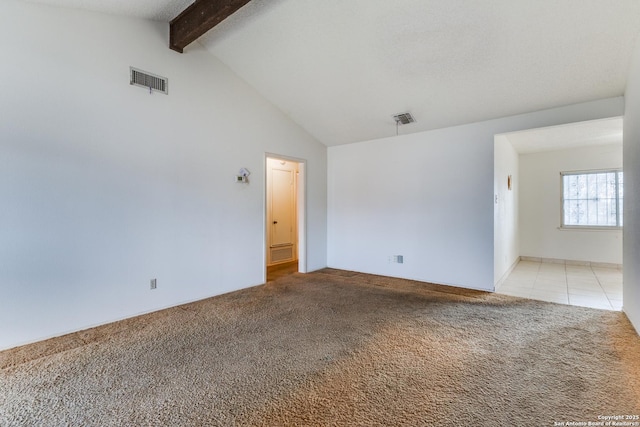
273, 221, 278, 224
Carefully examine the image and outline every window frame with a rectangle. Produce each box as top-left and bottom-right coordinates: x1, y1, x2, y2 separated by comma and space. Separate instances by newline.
560, 168, 623, 230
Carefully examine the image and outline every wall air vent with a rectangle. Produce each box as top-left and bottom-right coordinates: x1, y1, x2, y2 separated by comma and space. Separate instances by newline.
393, 112, 415, 125
130, 67, 168, 95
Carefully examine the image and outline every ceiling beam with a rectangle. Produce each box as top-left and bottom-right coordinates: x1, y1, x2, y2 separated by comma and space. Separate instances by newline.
170, 0, 252, 53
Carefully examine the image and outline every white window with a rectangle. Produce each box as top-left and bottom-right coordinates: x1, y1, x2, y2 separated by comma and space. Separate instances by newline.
561, 170, 623, 228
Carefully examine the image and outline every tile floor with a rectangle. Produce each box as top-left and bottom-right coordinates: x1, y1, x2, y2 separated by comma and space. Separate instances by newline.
496, 260, 623, 311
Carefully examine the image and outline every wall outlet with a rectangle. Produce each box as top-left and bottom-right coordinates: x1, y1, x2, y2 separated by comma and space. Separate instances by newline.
388, 255, 404, 264
150, 278, 157, 290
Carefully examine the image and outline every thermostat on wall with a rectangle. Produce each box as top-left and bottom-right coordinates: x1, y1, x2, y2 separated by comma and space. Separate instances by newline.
236, 167, 250, 183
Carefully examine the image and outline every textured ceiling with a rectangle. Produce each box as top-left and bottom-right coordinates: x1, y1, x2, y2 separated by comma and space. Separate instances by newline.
503, 117, 623, 154
201, 0, 640, 146
18, 0, 640, 147
20, 0, 193, 21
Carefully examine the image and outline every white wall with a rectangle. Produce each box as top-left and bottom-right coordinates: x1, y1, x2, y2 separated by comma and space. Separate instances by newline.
494, 135, 519, 286
624, 35, 640, 333
519, 144, 623, 264
328, 97, 623, 291
0, 1, 327, 350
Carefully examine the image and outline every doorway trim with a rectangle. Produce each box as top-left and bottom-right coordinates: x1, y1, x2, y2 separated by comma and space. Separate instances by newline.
264, 153, 307, 283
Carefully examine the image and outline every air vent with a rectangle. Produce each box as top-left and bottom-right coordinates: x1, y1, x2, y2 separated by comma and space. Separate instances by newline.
130, 67, 168, 94
271, 246, 293, 263
393, 112, 415, 125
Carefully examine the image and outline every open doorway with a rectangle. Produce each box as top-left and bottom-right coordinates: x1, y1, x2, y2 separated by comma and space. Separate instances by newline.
265, 155, 305, 282
494, 117, 623, 310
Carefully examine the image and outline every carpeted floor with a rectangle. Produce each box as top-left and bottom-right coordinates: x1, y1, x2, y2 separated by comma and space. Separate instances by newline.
1, 269, 639, 426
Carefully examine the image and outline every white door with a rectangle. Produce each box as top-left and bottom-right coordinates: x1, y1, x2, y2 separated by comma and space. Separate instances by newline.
267, 159, 297, 265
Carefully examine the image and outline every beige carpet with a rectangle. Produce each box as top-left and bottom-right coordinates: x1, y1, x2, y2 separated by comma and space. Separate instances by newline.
1, 269, 639, 426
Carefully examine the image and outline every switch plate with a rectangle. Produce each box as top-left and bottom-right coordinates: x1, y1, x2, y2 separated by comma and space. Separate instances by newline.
150, 279, 157, 290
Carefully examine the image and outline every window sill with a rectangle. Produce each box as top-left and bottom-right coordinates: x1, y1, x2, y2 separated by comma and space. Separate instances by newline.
558, 226, 623, 232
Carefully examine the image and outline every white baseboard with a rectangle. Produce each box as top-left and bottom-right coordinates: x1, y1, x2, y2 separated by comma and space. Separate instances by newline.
520, 256, 622, 270
494, 257, 521, 291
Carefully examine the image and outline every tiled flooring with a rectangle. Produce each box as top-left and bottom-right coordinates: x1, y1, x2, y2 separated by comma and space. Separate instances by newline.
496, 260, 623, 311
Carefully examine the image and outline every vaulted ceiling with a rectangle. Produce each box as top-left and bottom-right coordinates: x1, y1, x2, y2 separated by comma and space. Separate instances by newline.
21, 0, 192, 21
19, 0, 640, 147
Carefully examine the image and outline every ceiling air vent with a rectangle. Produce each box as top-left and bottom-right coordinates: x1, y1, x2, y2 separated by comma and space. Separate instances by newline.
393, 112, 415, 125
130, 67, 168, 95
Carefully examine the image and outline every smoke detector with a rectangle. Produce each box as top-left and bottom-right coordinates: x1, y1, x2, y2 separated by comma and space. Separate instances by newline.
393, 112, 415, 125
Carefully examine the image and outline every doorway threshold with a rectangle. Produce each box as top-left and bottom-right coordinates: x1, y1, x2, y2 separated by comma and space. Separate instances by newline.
267, 261, 299, 282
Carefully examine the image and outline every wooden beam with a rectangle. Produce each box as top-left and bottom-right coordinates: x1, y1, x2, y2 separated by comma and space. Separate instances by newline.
170, 0, 252, 53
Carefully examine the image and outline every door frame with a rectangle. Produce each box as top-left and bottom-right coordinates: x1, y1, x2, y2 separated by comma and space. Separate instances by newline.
264, 153, 307, 282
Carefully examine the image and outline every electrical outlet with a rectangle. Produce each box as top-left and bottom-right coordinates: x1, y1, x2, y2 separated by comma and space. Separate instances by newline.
388, 255, 404, 264
150, 278, 157, 290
